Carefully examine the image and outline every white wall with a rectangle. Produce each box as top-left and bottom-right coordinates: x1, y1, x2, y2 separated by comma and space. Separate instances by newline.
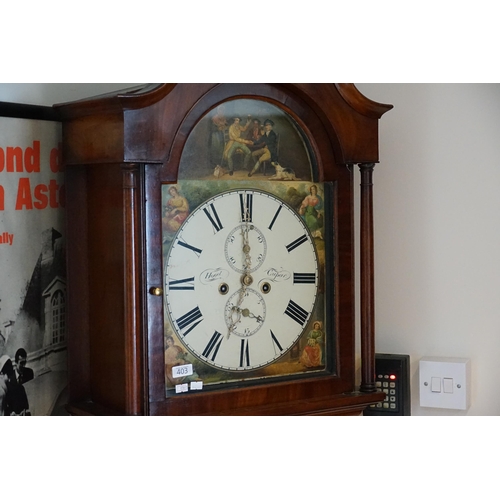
356, 83, 500, 415
3, 83, 498, 415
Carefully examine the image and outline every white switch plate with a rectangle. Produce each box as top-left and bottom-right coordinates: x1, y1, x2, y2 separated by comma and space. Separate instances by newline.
419, 357, 471, 410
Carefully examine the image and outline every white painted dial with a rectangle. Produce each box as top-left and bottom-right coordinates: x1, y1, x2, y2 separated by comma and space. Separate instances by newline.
164, 189, 319, 371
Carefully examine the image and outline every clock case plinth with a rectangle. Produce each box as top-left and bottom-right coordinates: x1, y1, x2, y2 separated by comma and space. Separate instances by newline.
56, 83, 392, 416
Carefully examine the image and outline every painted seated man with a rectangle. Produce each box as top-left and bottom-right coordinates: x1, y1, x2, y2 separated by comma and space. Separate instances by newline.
248, 119, 278, 177
223, 116, 253, 175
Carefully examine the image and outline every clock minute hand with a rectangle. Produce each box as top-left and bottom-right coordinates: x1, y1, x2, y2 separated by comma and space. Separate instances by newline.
227, 304, 262, 339
226, 282, 250, 338
227, 304, 242, 336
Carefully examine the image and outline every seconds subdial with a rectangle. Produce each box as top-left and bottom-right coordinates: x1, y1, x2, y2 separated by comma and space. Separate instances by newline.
225, 223, 267, 273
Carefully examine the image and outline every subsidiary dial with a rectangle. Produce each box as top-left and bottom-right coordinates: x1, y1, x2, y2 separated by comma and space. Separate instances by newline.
224, 223, 267, 273
225, 288, 266, 338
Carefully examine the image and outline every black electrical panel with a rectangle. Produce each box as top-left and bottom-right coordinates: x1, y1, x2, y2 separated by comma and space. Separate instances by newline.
364, 353, 411, 416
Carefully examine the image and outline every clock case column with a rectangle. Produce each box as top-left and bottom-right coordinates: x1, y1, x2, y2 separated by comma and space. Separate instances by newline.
359, 162, 377, 393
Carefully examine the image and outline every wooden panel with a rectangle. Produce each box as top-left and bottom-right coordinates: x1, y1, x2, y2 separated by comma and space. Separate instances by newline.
62, 114, 124, 166
86, 164, 126, 412
65, 165, 90, 404
149, 391, 384, 416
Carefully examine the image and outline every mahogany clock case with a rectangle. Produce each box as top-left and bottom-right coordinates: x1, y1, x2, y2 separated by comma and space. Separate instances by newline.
56, 83, 392, 416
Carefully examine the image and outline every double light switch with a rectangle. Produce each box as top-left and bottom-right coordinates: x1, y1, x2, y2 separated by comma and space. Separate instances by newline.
420, 357, 471, 410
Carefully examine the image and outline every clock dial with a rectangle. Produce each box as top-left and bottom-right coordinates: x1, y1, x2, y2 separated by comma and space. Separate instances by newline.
164, 189, 319, 372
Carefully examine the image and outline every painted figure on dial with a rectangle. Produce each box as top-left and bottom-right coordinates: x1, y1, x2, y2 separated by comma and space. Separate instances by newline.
163, 186, 189, 233
299, 185, 323, 239
165, 336, 199, 386
300, 321, 324, 368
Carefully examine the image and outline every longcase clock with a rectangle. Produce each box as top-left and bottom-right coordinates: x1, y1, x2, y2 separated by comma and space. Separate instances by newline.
56, 83, 392, 415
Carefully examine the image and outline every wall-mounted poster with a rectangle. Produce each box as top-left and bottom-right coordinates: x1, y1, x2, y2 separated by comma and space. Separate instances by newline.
0, 115, 67, 416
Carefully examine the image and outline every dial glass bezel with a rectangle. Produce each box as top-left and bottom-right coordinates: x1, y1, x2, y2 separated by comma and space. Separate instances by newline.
162, 182, 335, 396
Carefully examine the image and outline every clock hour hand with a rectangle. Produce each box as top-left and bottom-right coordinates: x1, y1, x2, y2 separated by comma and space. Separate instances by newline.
226, 287, 245, 337
227, 306, 242, 336
234, 306, 263, 323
